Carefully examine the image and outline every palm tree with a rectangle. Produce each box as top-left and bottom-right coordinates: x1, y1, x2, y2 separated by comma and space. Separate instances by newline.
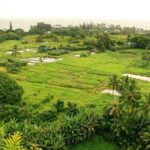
11, 45, 20, 57
109, 74, 119, 91
142, 94, 150, 119
120, 79, 141, 112
105, 99, 122, 117
108, 74, 120, 99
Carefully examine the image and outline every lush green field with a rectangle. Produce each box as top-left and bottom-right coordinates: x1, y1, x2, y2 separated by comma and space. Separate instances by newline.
0, 38, 149, 113
0, 33, 150, 150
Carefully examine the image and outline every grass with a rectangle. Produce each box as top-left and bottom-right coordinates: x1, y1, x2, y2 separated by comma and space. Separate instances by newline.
69, 135, 119, 150
7, 50, 149, 112
0, 38, 149, 113
0, 36, 149, 149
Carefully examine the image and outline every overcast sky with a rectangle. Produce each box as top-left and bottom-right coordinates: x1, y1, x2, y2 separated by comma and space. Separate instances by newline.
0, 0, 150, 20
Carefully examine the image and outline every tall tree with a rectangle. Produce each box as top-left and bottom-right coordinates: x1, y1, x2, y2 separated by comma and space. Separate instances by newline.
9, 22, 13, 30
109, 74, 119, 91
11, 45, 20, 57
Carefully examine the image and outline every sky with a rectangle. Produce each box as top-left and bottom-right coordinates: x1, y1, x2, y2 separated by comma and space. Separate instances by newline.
0, 0, 150, 20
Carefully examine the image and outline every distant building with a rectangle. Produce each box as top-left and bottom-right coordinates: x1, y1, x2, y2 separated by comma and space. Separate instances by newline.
46, 31, 51, 34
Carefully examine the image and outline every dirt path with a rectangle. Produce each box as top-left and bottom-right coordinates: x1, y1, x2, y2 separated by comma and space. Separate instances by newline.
123, 74, 150, 82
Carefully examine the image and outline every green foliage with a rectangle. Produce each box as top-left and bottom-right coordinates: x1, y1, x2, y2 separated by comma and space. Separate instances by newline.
65, 102, 79, 117
0, 105, 33, 121
0, 32, 20, 42
0, 58, 27, 73
142, 52, 150, 66
108, 74, 119, 90
41, 94, 53, 104
48, 49, 69, 56
11, 45, 20, 57
38, 110, 57, 122
95, 33, 113, 51
38, 45, 51, 52
0, 126, 24, 150
69, 135, 119, 150
140, 127, 150, 150
35, 35, 44, 43
61, 108, 99, 145
0, 127, 5, 146
3, 132, 24, 150
103, 75, 150, 149
45, 34, 60, 42
29, 22, 52, 34
54, 100, 65, 112
80, 53, 88, 57
0, 73, 23, 104
129, 35, 150, 49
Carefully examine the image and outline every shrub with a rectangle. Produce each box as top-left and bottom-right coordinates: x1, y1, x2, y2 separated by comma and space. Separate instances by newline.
0, 59, 27, 73
35, 35, 43, 42
0, 32, 21, 42
54, 100, 64, 112
38, 45, 51, 52
48, 50, 69, 56
61, 109, 99, 145
41, 94, 53, 104
7, 60, 27, 73
38, 110, 57, 122
0, 73, 23, 105
65, 102, 79, 117
129, 36, 150, 49
80, 52, 88, 57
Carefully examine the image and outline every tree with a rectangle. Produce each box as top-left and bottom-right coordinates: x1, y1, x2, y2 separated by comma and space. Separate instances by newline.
104, 99, 122, 117
142, 94, 150, 119
129, 36, 150, 49
142, 53, 150, 66
109, 74, 119, 91
9, 22, 13, 30
54, 100, 64, 112
0, 73, 23, 104
11, 45, 20, 57
95, 33, 113, 51
29, 22, 52, 34
119, 78, 141, 111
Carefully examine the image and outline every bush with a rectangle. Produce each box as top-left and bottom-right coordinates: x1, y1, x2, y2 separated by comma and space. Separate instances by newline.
0, 59, 27, 73
38, 45, 51, 52
0, 105, 33, 121
61, 109, 99, 145
129, 36, 150, 49
54, 100, 64, 112
48, 49, 69, 56
0, 73, 23, 104
80, 52, 89, 57
59, 44, 92, 51
0, 32, 21, 42
65, 102, 79, 117
35, 35, 43, 42
7, 60, 27, 73
41, 94, 53, 104
38, 110, 57, 122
